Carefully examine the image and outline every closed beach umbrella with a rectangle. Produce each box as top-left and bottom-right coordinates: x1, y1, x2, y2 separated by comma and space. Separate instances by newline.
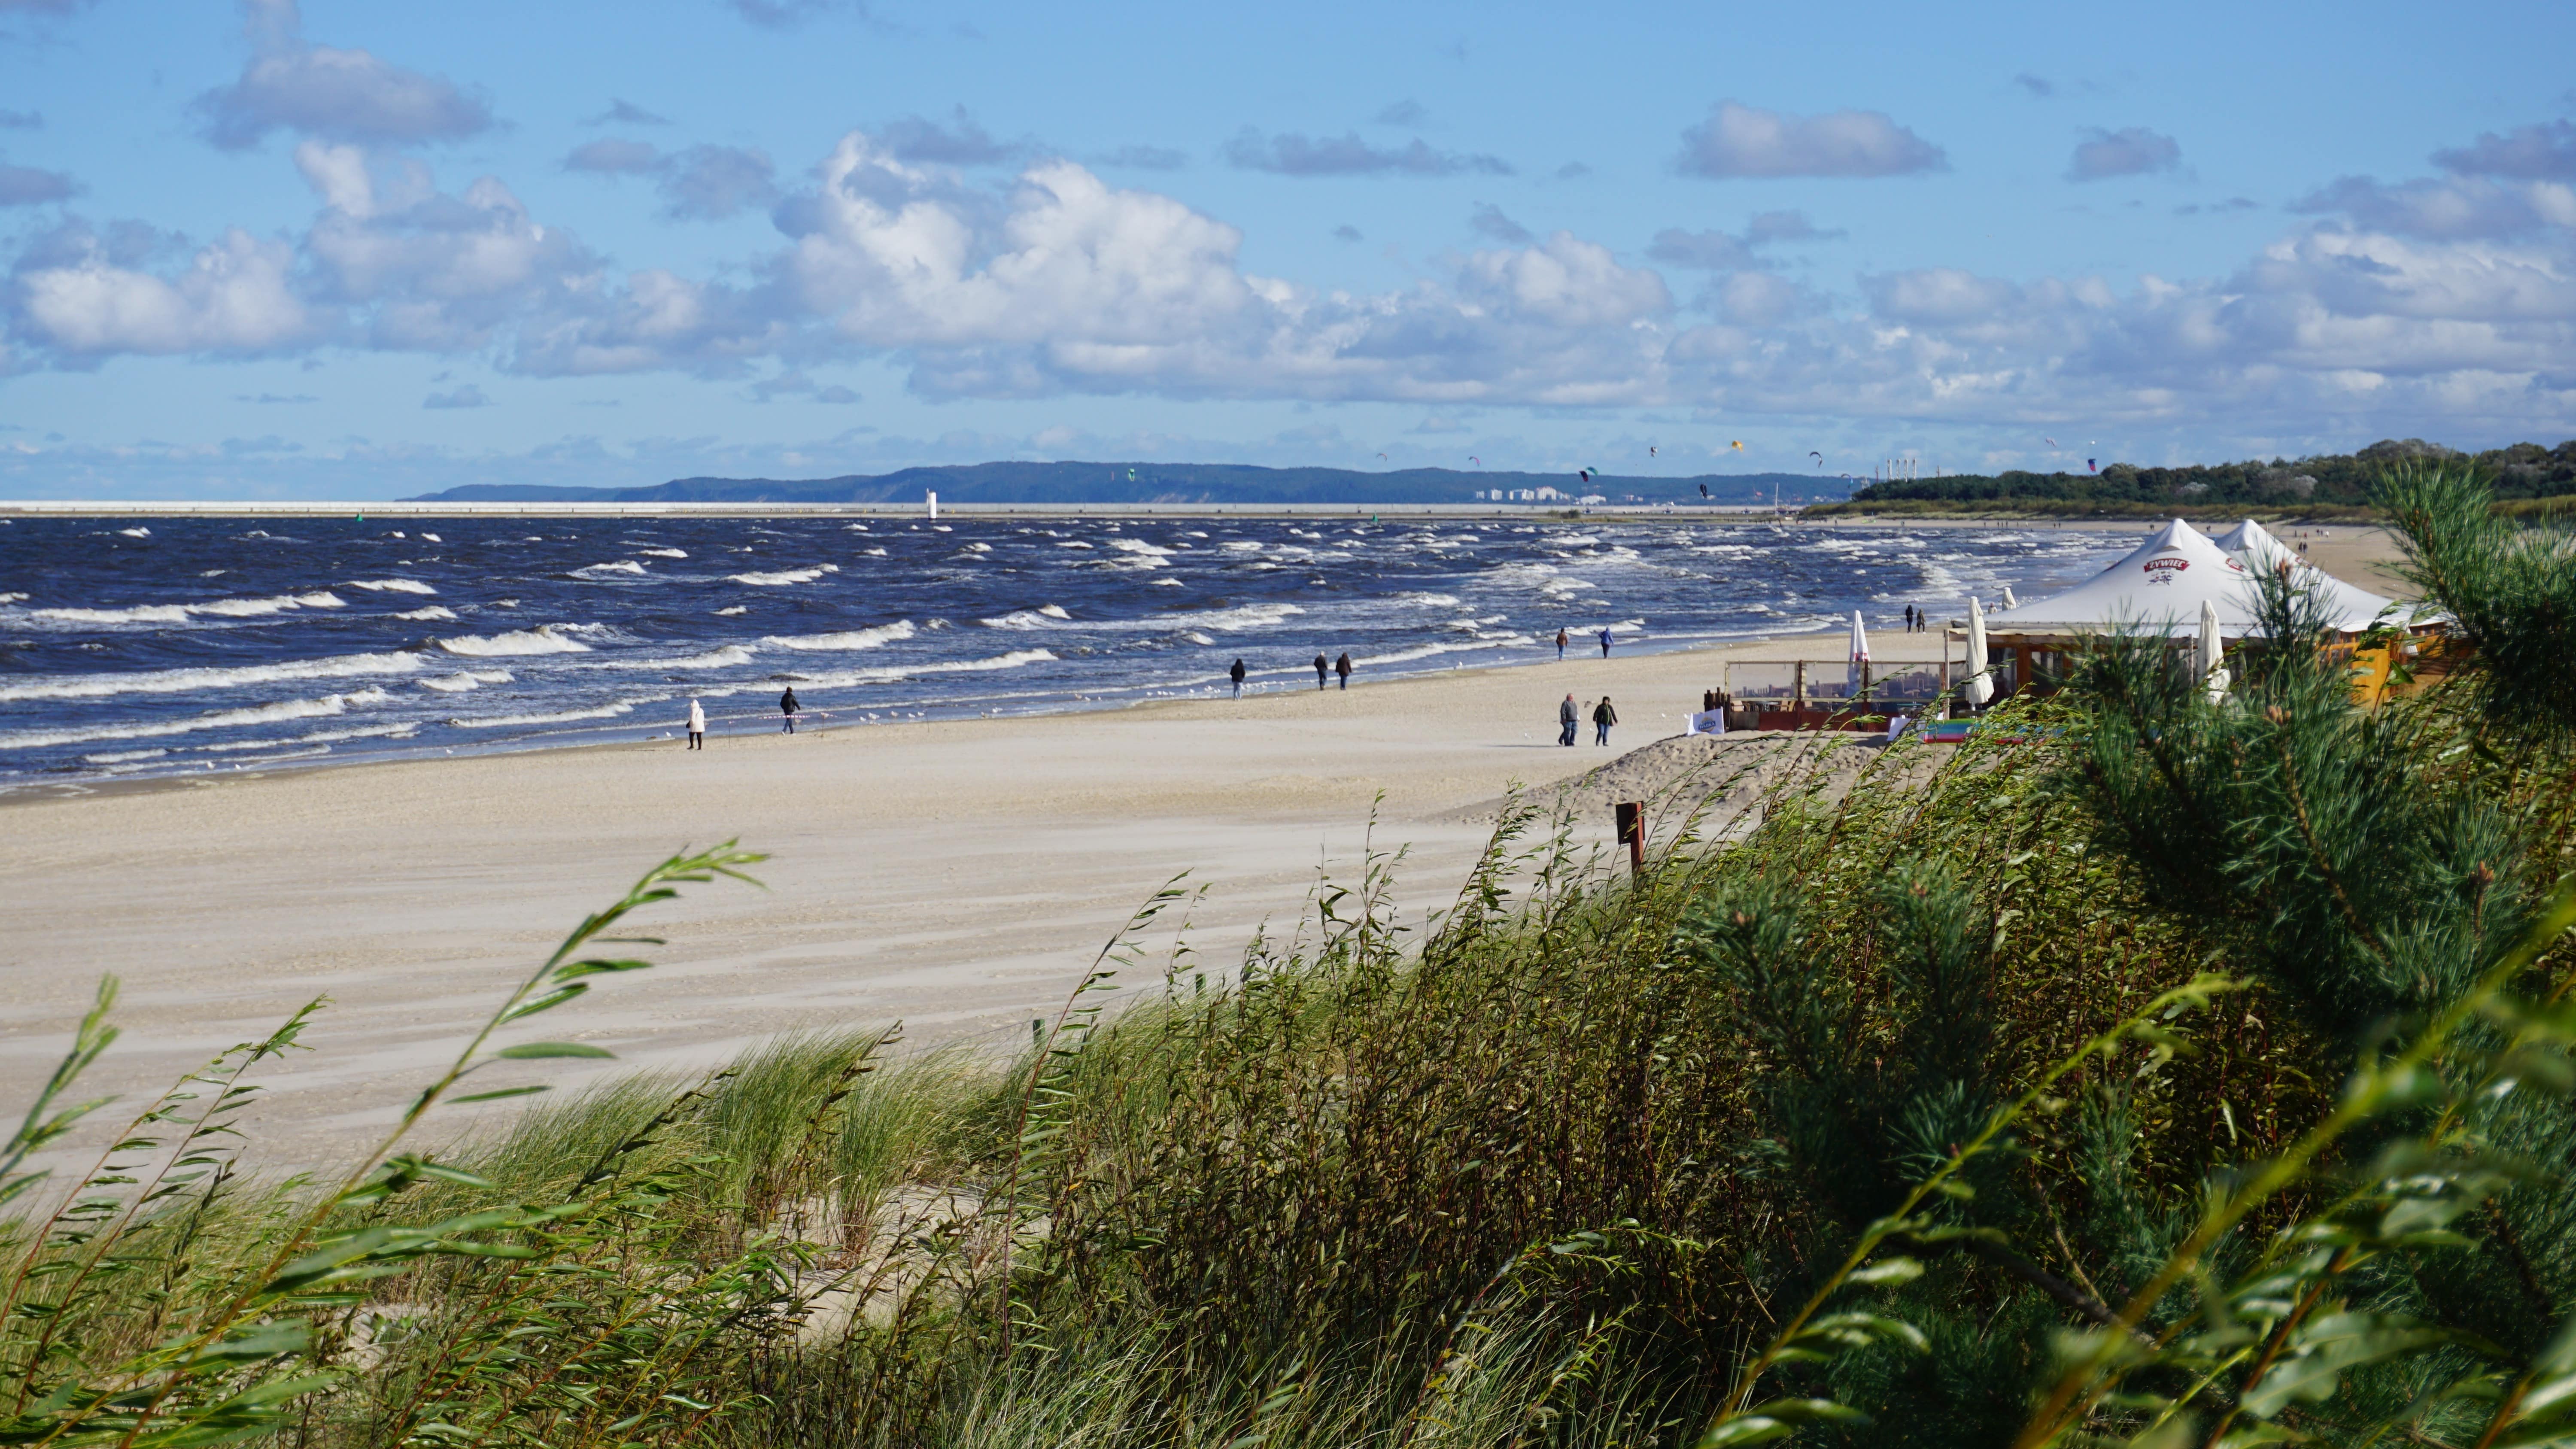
1847, 611, 1870, 698
1964, 597, 1993, 708
2197, 598, 2230, 703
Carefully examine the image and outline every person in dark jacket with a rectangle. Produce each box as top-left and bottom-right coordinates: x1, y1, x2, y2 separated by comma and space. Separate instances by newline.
1558, 693, 1579, 746
779, 687, 800, 734
1334, 652, 1353, 690
1555, 628, 1569, 660
1598, 627, 1613, 658
1312, 653, 1329, 689
1229, 658, 1247, 697
1592, 695, 1618, 746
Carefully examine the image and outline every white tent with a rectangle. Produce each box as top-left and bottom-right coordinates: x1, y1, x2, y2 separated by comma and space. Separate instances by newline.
1986, 518, 2391, 639
2210, 519, 2399, 627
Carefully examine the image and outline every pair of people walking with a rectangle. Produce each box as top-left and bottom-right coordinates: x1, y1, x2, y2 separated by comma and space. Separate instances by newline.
1558, 693, 1616, 746
1312, 652, 1354, 690
682, 688, 802, 749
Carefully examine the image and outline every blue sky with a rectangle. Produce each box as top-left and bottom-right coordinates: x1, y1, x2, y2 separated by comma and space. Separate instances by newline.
1, 0, 2572, 498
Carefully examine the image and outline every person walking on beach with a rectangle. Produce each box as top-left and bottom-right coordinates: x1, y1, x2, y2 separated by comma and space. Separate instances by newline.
1312, 653, 1329, 689
1229, 658, 1246, 697
1334, 652, 1353, 690
686, 698, 706, 750
1903, 604, 1914, 632
1558, 693, 1579, 746
1555, 628, 1569, 660
1598, 627, 1613, 658
779, 687, 800, 734
1592, 695, 1618, 746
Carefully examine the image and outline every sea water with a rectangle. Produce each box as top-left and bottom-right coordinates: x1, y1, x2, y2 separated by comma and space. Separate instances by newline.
0, 515, 2124, 792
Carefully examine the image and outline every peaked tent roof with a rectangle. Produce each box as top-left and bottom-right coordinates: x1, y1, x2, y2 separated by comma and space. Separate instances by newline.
1986, 518, 2394, 638
2209, 519, 2400, 626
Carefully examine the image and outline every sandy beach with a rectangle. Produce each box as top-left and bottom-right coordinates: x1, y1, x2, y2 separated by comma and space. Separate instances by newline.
0, 631, 1853, 1165
0, 521, 2414, 1168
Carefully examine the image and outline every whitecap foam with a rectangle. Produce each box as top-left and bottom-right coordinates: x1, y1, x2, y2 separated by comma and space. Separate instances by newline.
610, 645, 756, 671
778, 649, 1056, 690
82, 748, 168, 764
419, 669, 513, 693
1355, 637, 1532, 668
346, 578, 437, 594
193, 591, 346, 617
0, 650, 425, 702
760, 621, 915, 650
26, 589, 345, 625
728, 565, 840, 586
420, 532, 442, 543
118, 527, 150, 538
395, 605, 459, 621
0, 688, 394, 751
0, 592, 26, 605
978, 606, 1072, 629
26, 604, 194, 625
714, 606, 749, 616
434, 623, 610, 657
451, 702, 641, 730
572, 560, 648, 578
636, 547, 688, 559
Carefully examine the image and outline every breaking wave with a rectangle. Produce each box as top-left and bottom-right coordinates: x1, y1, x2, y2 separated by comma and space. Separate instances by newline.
0, 650, 424, 702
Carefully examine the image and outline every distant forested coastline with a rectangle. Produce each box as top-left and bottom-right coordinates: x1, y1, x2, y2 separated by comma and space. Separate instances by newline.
406, 460, 1845, 507
1813, 437, 2576, 517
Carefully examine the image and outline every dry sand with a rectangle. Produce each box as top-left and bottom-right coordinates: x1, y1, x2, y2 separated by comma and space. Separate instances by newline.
0, 635, 1859, 1165
0, 521, 2412, 1169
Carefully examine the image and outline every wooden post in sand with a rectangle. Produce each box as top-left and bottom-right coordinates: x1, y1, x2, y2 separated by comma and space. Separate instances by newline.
1616, 802, 1646, 877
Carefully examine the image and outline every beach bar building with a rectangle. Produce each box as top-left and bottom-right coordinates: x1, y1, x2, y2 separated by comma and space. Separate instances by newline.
1973, 517, 2415, 704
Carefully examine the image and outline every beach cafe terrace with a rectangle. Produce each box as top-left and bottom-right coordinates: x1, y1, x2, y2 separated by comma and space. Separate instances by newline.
1701, 518, 2427, 734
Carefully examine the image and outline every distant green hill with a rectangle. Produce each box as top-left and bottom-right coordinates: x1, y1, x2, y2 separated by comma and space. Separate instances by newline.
1822, 438, 2576, 516
404, 461, 1846, 507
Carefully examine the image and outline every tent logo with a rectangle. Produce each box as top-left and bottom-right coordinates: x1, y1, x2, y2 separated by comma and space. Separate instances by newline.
2142, 556, 2189, 585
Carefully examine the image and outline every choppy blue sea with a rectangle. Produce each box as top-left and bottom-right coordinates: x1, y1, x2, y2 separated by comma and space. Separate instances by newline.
0, 514, 2125, 793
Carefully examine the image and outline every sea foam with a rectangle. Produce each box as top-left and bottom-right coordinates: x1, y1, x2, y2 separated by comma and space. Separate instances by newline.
759, 620, 915, 650
0, 650, 424, 702
728, 565, 839, 586
434, 623, 610, 656
0, 688, 396, 751
450, 701, 644, 730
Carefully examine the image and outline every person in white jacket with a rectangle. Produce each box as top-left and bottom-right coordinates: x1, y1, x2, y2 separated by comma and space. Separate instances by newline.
687, 698, 707, 750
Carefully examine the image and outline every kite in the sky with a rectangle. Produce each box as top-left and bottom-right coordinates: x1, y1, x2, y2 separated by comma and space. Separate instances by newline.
1376, 452, 1388, 461
1808, 450, 1823, 467
1698, 483, 1710, 500
1649, 446, 1659, 457
1469, 456, 1481, 467
1730, 440, 1745, 451
2044, 437, 2058, 448
1578, 468, 1597, 485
